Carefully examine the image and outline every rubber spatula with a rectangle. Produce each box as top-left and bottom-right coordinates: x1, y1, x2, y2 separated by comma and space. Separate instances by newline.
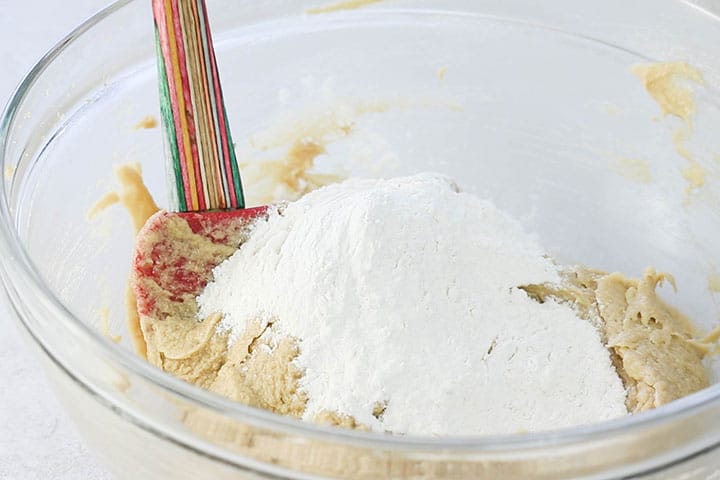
133, 0, 265, 317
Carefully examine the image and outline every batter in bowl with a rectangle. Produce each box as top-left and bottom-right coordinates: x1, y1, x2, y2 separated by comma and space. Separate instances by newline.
120, 166, 710, 436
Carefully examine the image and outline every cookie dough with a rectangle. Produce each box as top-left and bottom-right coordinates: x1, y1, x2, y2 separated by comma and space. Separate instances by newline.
117, 165, 710, 430
130, 217, 709, 429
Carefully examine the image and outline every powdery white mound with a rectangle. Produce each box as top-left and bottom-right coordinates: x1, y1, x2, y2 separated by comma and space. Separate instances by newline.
198, 173, 627, 436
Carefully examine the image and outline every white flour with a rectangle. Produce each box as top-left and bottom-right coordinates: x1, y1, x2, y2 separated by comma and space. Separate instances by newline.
198, 173, 627, 435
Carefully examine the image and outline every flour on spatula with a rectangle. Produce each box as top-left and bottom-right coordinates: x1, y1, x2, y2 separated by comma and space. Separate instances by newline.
198, 173, 627, 436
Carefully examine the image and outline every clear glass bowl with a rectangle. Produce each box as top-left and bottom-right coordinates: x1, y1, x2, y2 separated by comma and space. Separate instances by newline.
3, 0, 720, 478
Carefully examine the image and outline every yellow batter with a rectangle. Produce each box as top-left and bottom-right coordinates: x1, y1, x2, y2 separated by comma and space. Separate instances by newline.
632, 62, 707, 195
632, 62, 703, 121
306, 0, 386, 14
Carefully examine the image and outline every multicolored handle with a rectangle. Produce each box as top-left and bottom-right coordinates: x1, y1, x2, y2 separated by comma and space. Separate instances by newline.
152, 0, 245, 212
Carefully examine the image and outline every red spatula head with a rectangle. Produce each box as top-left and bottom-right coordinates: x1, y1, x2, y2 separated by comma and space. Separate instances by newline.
132, 207, 268, 318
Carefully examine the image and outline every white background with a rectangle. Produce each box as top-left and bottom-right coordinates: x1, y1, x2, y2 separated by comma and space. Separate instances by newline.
1, 3, 114, 479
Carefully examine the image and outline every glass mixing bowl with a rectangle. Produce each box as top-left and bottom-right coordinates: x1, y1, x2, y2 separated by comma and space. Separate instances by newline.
3, 0, 720, 478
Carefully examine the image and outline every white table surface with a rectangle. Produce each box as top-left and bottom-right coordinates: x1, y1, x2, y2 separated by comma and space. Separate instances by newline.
0, 3, 114, 479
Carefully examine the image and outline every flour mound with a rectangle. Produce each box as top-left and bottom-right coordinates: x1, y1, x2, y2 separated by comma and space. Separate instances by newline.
198, 173, 627, 435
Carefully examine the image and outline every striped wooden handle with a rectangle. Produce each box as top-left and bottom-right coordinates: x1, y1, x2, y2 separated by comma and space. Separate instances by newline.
152, 0, 245, 212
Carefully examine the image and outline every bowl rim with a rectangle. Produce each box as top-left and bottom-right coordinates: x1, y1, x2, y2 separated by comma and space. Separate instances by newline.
2, 0, 720, 456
